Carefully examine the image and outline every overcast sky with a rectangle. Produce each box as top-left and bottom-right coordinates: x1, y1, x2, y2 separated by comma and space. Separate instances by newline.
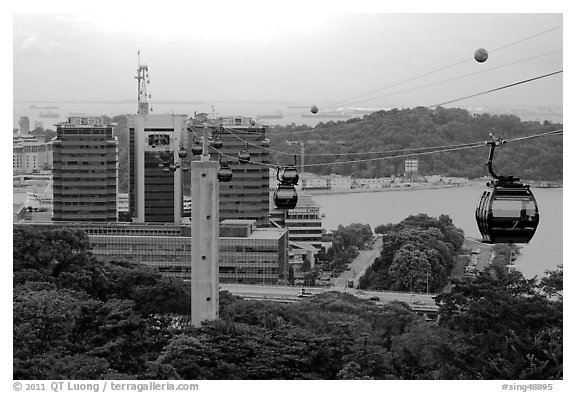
12, 11, 563, 111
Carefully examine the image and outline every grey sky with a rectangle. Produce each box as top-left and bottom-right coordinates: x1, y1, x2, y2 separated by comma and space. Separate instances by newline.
13, 12, 562, 110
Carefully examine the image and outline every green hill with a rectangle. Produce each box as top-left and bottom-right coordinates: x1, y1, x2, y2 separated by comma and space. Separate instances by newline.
268, 107, 563, 181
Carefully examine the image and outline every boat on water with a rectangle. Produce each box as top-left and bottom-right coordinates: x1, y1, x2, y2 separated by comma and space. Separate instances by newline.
257, 112, 284, 120
301, 112, 354, 119
39, 111, 60, 118
30, 105, 60, 110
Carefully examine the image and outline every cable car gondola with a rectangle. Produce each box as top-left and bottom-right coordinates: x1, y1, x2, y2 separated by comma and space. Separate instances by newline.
191, 141, 203, 156
281, 155, 299, 185
212, 137, 223, 149
217, 156, 233, 182
475, 135, 539, 244
273, 165, 298, 210
178, 147, 187, 158
238, 143, 251, 164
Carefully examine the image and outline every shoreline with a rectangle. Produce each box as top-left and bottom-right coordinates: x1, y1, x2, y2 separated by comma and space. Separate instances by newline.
302, 183, 474, 196
302, 181, 562, 196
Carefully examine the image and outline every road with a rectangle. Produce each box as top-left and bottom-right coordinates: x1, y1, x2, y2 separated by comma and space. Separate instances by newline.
333, 237, 382, 289
220, 282, 438, 313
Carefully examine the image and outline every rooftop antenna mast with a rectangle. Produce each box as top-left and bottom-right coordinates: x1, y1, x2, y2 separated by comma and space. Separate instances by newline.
135, 50, 151, 115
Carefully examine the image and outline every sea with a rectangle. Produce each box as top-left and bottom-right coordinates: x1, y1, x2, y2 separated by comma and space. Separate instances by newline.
13, 101, 563, 131
311, 184, 563, 280
13, 101, 334, 130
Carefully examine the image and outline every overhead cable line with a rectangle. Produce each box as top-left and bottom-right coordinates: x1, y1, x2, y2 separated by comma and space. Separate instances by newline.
339, 50, 563, 107
431, 70, 562, 108
324, 24, 562, 109
270, 69, 563, 136
298, 129, 562, 168
203, 128, 562, 170
223, 125, 487, 157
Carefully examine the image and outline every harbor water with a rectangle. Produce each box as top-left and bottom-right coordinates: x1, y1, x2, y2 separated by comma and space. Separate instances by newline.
311, 184, 563, 279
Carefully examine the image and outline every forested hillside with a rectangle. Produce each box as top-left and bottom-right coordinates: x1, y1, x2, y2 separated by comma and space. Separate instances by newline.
267, 107, 563, 180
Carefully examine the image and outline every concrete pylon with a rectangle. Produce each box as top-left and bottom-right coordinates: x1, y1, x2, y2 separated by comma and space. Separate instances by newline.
189, 160, 219, 326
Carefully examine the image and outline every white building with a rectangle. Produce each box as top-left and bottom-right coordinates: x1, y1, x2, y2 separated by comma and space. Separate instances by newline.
302, 176, 330, 190
13, 135, 50, 174
405, 159, 419, 175
329, 175, 353, 190
354, 177, 392, 189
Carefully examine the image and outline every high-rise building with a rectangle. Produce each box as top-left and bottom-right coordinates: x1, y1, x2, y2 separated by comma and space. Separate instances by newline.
52, 116, 118, 222
205, 116, 271, 227
128, 114, 188, 223
18, 116, 30, 135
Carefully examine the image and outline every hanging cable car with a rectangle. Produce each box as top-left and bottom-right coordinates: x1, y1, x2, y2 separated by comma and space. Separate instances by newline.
218, 166, 233, 182
475, 134, 539, 244
273, 166, 298, 210
178, 147, 187, 158
281, 155, 299, 185
212, 138, 223, 149
217, 155, 232, 182
191, 140, 203, 155
238, 143, 251, 163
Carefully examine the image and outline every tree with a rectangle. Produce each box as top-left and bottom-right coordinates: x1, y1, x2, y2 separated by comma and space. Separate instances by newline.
359, 214, 462, 292
389, 243, 431, 292
435, 266, 563, 379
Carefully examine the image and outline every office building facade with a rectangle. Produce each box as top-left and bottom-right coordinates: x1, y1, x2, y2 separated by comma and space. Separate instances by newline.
283, 194, 323, 248
219, 220, 289, 285
205, 116, 271, 227
128, 114, 188, 223
52, 116, 117, 222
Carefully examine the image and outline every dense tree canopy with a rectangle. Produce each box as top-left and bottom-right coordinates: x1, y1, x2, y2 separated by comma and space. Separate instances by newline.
360, 214, 464, 292
13, 226, 561, 380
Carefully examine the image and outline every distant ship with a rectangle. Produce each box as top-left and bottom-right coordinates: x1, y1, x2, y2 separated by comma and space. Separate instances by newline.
257, 112, 284, 120
30, 104, 60, 110
39, 111, 60, 118
301, 112, 353, 119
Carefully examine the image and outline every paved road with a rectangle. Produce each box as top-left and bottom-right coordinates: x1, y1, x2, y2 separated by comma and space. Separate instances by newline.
333, 237, 382, 289
220, 282, 438, 312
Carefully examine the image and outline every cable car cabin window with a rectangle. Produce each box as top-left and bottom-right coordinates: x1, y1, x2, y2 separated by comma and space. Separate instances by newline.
276, 187, 297, 199
491, 198, 537, 218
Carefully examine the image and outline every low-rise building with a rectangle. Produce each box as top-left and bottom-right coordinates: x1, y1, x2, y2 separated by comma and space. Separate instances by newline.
283, 194, 322, 248
219, 219, 289, 285
14, 220, 290, 285
329, 175, 352, 190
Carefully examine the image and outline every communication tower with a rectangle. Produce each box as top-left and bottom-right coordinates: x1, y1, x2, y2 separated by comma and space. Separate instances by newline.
135, 50, 152, 115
